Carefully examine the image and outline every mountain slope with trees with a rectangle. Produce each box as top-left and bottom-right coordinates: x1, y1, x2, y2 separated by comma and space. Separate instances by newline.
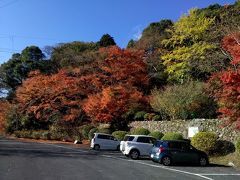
0, 1, 239, 138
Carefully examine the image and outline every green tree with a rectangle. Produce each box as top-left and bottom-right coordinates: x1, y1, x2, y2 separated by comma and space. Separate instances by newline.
126, 39, 136, 48
98, 34, 116, 47
161, 9, 216, 83
51, 41, 99, 68
150, 81, 217, 120
0, 46, 52, 97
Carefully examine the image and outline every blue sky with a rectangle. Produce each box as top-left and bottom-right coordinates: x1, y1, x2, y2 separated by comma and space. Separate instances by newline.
0, 0, 236, 64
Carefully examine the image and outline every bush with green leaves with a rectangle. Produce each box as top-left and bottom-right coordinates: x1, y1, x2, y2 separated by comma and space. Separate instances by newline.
161, 132, 183, 140
149, 131, 164, 140
88, 127, 98, 140
112, 131, 128, 141
31, 131, 42, 139
214, 140, 235, 156
131, 128, 150, 135
152, 115, 161, 121
236, 139, 240, 154
191, 132, 218, 154
150, 81, 217, 120
134, 111, 146, 121
50, 131, 66, 141
81, 124, 94, 139
97, 128, 111, 134
41, 131, 51, 140
14, 130, 32, 138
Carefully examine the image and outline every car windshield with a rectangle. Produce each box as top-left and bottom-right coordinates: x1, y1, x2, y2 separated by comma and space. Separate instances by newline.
123, 136, 134, 141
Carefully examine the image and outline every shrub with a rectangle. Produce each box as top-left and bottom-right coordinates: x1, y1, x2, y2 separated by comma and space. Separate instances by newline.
134, 111, 146, 121
131, 128, 150, 135
50, 131, 65, 141
40, 131, 51, 140
13, 130, 32, 138
97, 128, 111, 134
88, 127, 98, 140
112, 131, 128, 140
152, 115, 161, 121
236, 139, 240, 154
81, 124, 94, 139
161, 132, 183, 140
149, 131, 164, 140
31, 131, 41, 139
191, 132, 218, 154
150, 81, 217, 120
214, 140, 235, 156
144, 113, 155, 121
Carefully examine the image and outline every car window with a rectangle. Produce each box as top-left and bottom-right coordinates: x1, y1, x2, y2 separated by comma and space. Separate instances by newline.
109, 136, 115, 140
150, 137, 157, 144
123, 136, 134, 141
168, 142, 182, 149
137, 137, 150, 143
97, 134, 110, 140
181, 142, 190, 151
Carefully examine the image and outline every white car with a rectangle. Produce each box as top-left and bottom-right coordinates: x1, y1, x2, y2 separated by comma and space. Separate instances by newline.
120, 135, 156, 159
90, 133, 120, 150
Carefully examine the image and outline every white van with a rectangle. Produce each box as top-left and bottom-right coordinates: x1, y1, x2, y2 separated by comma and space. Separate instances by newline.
90, 133, 120, 150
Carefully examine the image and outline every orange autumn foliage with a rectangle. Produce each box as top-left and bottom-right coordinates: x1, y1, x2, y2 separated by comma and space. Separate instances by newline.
82, 47, 149, 123
15, 46, 149, 125
100, 46, 148, 89
16, 70, 90, 123
210, 32, 240, 129
222, 32, 240, 65
83, 85, 144, 123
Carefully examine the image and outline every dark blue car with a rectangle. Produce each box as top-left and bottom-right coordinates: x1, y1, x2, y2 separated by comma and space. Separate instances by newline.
150, 140, 209, 166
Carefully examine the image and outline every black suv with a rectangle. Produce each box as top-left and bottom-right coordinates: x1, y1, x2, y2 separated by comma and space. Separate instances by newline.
150, 140, 209, 166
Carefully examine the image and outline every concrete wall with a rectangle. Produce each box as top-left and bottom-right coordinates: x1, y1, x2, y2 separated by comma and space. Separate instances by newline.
129, 119, 239, 142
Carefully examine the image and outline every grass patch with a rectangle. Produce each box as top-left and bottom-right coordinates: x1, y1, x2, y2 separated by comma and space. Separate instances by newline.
209, 152, 240, 169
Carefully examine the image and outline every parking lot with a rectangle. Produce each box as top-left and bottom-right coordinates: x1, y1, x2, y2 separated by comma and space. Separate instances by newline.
0, 138, 240, 180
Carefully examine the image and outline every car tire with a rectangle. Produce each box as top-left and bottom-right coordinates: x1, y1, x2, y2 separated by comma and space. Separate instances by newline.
116, 145, 120, 151
130, 149, 140, 160
162, 156, 171, 166
199, 157, 208, 166
94, 144, 100, 150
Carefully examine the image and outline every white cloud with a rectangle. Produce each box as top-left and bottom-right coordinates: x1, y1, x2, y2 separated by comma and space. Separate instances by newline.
132, 25, 143, 40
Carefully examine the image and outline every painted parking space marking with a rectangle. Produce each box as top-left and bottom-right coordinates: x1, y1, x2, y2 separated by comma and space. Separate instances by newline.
46, 143, 213, 180
199, 173, 240, 176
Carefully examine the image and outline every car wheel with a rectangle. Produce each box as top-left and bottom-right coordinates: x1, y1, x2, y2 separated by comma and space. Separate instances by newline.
94, 144, 100, 150
162, 156, 171, 166
116, 145, 120, 151
199, 157, 208, 166
130, 150, 139, 160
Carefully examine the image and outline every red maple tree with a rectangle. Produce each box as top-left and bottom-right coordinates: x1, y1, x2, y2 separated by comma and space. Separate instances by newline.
83, 85, 144, 123
210, 32, 240, 129
16, 70, 89, 123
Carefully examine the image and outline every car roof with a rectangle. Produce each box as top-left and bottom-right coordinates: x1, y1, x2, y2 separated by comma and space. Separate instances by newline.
156, 140, 190, 143
94, 133, 112, 136
126, 135, 154, 138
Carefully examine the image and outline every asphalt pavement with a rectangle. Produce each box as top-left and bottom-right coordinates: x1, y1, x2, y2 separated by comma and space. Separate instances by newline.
0, 137, 240, 180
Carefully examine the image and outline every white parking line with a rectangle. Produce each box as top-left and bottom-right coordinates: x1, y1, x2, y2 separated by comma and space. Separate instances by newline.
199, 174, 240, 176
46, 143, 214, 180
118, 159, 213, 180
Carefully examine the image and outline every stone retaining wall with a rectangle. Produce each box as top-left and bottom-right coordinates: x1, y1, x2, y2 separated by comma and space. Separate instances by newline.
129, 119, 239, 142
